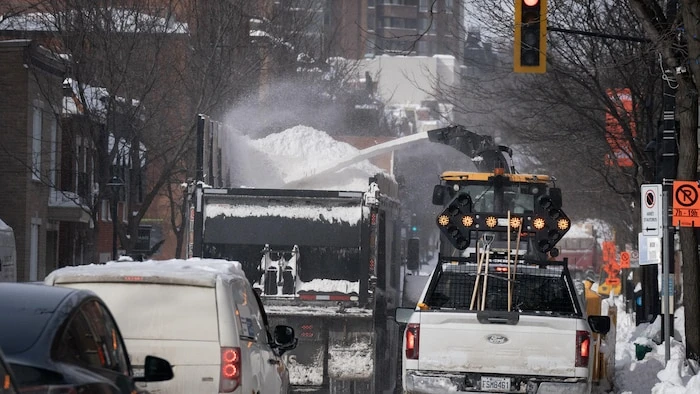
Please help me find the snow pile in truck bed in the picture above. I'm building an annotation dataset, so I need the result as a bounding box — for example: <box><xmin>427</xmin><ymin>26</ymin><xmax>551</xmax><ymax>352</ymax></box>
<box><xmin>247</xmin><ymin>125</ymin><xmax>387</xmax><ymax>191</ymax></box>
<box><xmin>204</xmin><ymin>203</ymin><xmax>362</xmax><ymax>224</ymax></box>
<box><xmin>296</xmin><ymin>278</ymin><xmax>359</xmax><ymax>293</ymax></box>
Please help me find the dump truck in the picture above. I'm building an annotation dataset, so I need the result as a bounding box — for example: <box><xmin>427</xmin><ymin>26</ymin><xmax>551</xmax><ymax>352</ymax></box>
<box><xmin>190</xmin><ymin>173</ymin><xmax>404</xmax><ymax>393</ymax></box>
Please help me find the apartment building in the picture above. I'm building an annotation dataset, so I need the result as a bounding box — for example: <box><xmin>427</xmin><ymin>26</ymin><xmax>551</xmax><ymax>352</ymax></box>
<box><xmin>367</xmin><ymin>0</ymin><xmax>464</xmax><ymax>60</ymax></box>
<box><xmin>270</xmin><ymin>0</ymin><xmax>464</xmax><ymax>61</ymax></box>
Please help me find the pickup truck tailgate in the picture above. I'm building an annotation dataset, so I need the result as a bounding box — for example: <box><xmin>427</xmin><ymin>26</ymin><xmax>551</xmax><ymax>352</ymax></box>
<box><xmin>415</xmin><ymin>311</ymin><xmax>580</xmax><ymax>376</ymax></box>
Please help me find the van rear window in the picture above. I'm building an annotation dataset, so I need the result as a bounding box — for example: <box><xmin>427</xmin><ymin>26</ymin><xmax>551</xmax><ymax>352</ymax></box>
<box><xmin>64</xmin><ymin>283</ymin><xmax>218</xmax><ymax>341</ymax></box>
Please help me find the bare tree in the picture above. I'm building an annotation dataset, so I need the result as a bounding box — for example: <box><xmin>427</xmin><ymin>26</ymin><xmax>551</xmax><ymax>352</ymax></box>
<box><xmin>628</xmin><ymin>0</ymin><xmax>700</xmax><ymax>361</ymax></box>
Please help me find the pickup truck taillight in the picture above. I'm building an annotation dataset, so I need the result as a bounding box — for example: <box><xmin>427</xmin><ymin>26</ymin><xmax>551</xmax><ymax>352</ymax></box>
<box><xmin>405</xmin><ymin>323</ymin><xmax>420</xmax><ymax>359</ymax></box>
<box><xmin>576</xmin><ymin>330</ymin><xmax>591</xmax><ymax>367</ymax></box>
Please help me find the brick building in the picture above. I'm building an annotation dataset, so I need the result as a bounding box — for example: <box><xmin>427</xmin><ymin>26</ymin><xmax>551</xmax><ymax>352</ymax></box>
<box><xmin>0</xmin><ymin>39</ymin><xmax>80</xmax><ymax>281</ymax></box>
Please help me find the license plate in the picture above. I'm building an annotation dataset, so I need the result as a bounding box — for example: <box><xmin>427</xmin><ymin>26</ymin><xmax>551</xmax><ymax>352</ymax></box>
<box><xmin>481</xmin><ymin>376</ymin><xmax>511</xmax><ymax>391</ymax></box>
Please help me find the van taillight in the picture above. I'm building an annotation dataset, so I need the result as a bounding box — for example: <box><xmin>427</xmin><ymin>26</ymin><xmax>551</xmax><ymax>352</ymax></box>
<box><xmin>219</xmin><ymin>347</ymin><xmax>241</xmax><ymax>392</ymax></box>
<box><xmin>576</xmin><ymin>330</ymin><xmax>590</xmax><ymax>367</ymax></box>
<box><xmin>405</xmin><ymin>323</ymin><xmax>420</xmax><ymax>360</ymax></box>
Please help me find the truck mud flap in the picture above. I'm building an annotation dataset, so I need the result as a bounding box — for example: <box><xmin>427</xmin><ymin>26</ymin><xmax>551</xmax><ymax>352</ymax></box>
<box><xmin>271</xmin><ymin>316</ymin><xmax>327</xmax><ymax>387</ymax></box>
<box><xmin>328</xmin><ymin>327</ymin><xmax>374</xmax><ymax>380</ymax></box>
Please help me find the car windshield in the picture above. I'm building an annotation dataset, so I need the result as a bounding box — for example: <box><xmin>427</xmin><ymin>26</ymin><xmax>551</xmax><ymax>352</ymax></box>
<box><xmin>466</xmin><ymin>184</ymin><xmax>538</xmax><ymax>214</ymax></box>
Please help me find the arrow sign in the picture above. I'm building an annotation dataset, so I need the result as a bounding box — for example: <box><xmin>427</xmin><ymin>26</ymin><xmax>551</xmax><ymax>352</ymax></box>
<box><xmin>641</xmin><ymin>184</ymin><xmax>663</xmax><ymax>237</ymax></box>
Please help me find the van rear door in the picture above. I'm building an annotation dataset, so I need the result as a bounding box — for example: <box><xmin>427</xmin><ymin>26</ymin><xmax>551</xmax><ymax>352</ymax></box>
<box><xmin>64</xmin><ymin>282</ymin><xmax>221</xmax><ymax>393</ymax></box>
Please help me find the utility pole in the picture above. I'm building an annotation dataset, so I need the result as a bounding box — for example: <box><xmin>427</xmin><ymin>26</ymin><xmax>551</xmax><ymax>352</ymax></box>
<box><xmin>660</xmin><ymin>1</ymin><xmax>680</xmax><ymax>355</ymax></box>
<box><xmin>192</xmin><ymin>114</ymin><xmax>206</xmax><ymax>258</ymax></box>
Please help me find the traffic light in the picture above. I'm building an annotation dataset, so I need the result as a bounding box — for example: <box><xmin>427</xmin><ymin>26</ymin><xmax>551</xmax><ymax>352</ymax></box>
<box><xmin>436</xmin><ymin>192</ymin><xmax>473</xmax><ymax>250</ymax></box>
<box><xmin>514</xmin><ymin>0</ymin><xmax>547</xmax><ymax>73</ymax></box>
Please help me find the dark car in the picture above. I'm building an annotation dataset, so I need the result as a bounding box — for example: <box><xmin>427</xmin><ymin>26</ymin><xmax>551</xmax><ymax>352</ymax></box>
<box><xmin>0</xmin><ymin>283</ymin><xmax>174</xmax><ymax>393</ymax></box>
<box><xmin>0</xmin><ymin>347</ymin><xmax>20</xmax><ymax>394</ymax></box>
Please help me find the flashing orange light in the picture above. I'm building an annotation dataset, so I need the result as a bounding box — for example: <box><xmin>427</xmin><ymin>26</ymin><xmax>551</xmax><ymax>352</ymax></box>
<box><xmin>486</xmin><ymin>216</ymin><xmax>498</xmax><ymax>228</ymax></box>
<box><xmin>557</xmin><ymin>218</ymin><xmax>570</xmax><ymax>230</ymax></box>
<box><xmin>494</xmin><ymin>167</ymin><xmax>505</xmax><ymax>175</ymax></box>
<box><xmin>462</xmin><ymin>215</ymin><xmax>474</xmax><ymax>227</ymax></box>
<box><xmin>438</xmin><ymin>214</ymin><xmax>450</xmax><ymax>226</ymax></box>
<box><xmin>510</xmin><ymin>217</ymin><xmax>522</xmax><ymax>229</ymax></box>
<box><xmin>533</xmin><ymin>217</ymin><xmax>546</xmax><ymax>230</ymax></box>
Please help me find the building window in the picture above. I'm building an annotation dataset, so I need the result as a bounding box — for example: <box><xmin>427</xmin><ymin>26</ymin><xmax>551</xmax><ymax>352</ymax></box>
<box><xmin>417</xmin><ymin>40</ymin><xmax>428</xmax><ymax>55</ymax></box>
<box><xmin>49</xmin><ymin>117</ymin><xmax>57</xmax><ymax>187</ymax></box>
<box><xmin>101</xmin><ymin>199</ymin><xmax>109</xmax><ymax>222</ymax></box>
<box><xmin>32</xmin><ymin>106</ymin><xmax>42</xmax><ymax>181</ymax></box>
<box><xmin>419</xmin><ymin>18</ymin><xmax>430</xmax><ymax>32</ymax></box>
<box><xmin>419</xmin><ymin>0</ymin><xmax>431</xmax><ymax>12</ymax></box>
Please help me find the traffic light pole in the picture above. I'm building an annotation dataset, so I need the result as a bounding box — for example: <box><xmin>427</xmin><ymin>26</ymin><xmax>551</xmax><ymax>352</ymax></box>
<box><xmin>547</xmin><ymin>26</ymin><xmax>649</xmax><ymax>43</ymax></box>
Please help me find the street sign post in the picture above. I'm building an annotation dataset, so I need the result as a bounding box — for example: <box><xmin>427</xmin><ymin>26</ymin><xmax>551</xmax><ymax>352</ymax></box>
<box><xmin>638</xmin><ymin>232</ymin><xmax>661</xmax><ymax>265</ymax></box>
<box><xmin>672</xmin><ymin>181</ymin><xmax>700</xmax><ymax>227</ymax></box>
<box><xmin>641</xmin><ymin>184</ymin><xmax>663</xmax><ymax>237</ymax></box>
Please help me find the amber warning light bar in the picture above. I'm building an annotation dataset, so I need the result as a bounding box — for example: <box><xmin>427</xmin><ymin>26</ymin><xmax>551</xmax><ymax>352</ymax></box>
<box><xmin>436</xmin><ymin>191</ymin><xmax>570</xmax><ymax>252</ymax></box>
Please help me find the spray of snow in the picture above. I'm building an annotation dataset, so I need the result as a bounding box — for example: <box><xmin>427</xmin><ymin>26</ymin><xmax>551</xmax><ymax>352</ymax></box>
<box><xmin>243</xmin><ymin>125</ymin><xmax>387</xmax><ymax>190</ymax></box>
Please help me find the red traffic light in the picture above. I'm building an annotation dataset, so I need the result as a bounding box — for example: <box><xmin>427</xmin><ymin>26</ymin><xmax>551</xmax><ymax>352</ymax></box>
<box><xmin>524</xmin><ymin>0</ymin><xmax>539</xmax><ymax>6</ymax></box>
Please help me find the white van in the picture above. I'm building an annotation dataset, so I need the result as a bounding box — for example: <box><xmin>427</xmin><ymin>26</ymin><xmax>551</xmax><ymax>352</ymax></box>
<box><xmin>44</xmin><ymin>258</ymin><xmax>297</xmax><ymax>394</ymax></box>
<box><xmin>0</xmin><ymin>219</ymin><xmax>16</xmax><ymax>282</ymax></box>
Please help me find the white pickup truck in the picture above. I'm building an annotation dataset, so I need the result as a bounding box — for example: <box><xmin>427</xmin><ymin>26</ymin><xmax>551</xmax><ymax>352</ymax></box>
<box><xmin>395</xmin><ymin>257</ymin><xmax>611</xmax><ymax>394</ymax></box>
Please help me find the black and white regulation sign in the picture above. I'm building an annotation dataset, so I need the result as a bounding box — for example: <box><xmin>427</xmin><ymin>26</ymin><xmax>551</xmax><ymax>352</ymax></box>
<box><xmin>641</xmin><ymin>184</ymin><xmax>663</xmax><ymax>237</ymax></box>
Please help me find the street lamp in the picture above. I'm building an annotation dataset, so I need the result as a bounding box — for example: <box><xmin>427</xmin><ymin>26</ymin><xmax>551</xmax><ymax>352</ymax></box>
<box><xmin>107</xmin><ymin>176</ymin><xmax>124</xmax><ymax>260</ymax></box>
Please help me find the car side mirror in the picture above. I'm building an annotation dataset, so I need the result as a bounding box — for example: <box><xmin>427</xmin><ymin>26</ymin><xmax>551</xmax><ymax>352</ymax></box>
<box><xmin>549</xmin><ymin>188</ymin><xmax>562</xmax><ymax>209</ymax></box>
<box><xmin>274</xmin><ymin>325</ymin><xmax>298</xmax><ymax>355</ymax></box>
<box><xmin>134</xmin><ymin>355</ymin><xmax>174</xmax><ymax>382</ymax></box>
<box><xmin>432</xmin><ymin>185</ymin><xmax>448</xmax><ymax>205</ymax></box>
<box><xmin>588</xmin><ymin>315</ymin><xmax>611</xmax><ymax>335</ymax></box>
